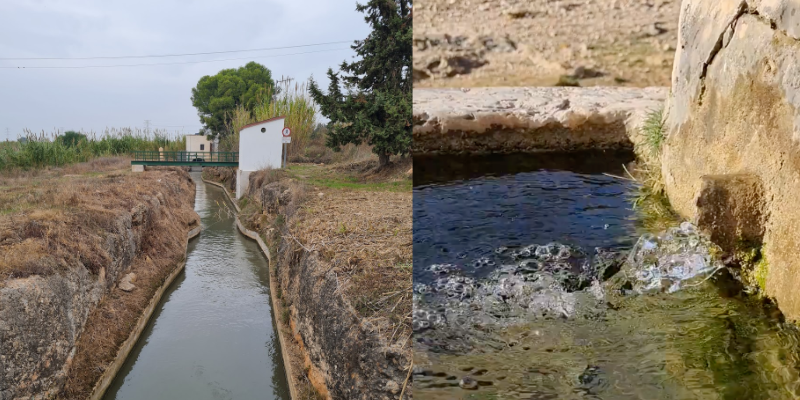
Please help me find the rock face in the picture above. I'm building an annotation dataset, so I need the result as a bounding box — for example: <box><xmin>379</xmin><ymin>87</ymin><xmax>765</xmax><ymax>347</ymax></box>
<box><xmin>661</xmin><ymin>0</ymin><xmax>800</xmax><ymax>319</ymax></box>
<box><xmin>278</xmin><ymin>247</ymin><xmax>410</xmax><ymax>400</ymax></box>
<box><xmin>694</xmin><ymin>174</ymin><xmax>766</xmax><ymax>253</ymax></box>
<box><xmin>244</xmin><ymin>179</ymin><xmax>411</xmax><ymax>400</ymax></box>
<box><xmin>413</xmin><ymin>87</ymin><xmax>667</xmax><ymax>154</ymax></box>
<box><xmin>0</xmin><ymin>268</ymin><xmax>106</xmax><ymax>399</ymax></box>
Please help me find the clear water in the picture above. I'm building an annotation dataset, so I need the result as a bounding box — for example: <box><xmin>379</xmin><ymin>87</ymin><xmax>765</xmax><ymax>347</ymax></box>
<box><xmin>413</xmin><ymin>152</ymin><xmax>638</xmax><ymax>284</ymax></box>
<box><xmin>103</xmin><ymin>173</ymin><xmax>290</xmax><ymax>400</ymax></box>
<box><xmin>412</xmin><ymin>153</ymin><xmax>800</xmax><ymax>400</ymax></box>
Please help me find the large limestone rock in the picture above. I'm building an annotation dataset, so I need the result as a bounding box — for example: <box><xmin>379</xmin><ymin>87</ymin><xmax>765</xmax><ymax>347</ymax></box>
<box><xmin>662</xmin><ymin>0</ymin><xmax>800</xmax><ymax>318</ymax></box>
<box><xmin>413</xmin><ymin>87</ymin><xmax>667</xmax><ymax>154</ymax></box>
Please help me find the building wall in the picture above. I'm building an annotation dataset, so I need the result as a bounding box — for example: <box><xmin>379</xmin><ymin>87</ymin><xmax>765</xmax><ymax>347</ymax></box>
<box><xmin>236</xmin><ymin>117</ymin><xmax>285</xmax><ymax>199</ymax></box>
<box><xmin>185</xmin><ymin>135</ymin><xmax>211</xmax><ymax>152</ymax></box>
<box><xmin>239</xmin><ymin>118</ymin><xmax>284</xmax><ymax>171</ymax></box>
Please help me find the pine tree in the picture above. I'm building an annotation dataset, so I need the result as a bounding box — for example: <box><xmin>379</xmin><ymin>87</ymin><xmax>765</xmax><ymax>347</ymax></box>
<box><xmin>308</xmin><ymin>0</ymin><xmax>412</xmax><ymax>167</ymax></box>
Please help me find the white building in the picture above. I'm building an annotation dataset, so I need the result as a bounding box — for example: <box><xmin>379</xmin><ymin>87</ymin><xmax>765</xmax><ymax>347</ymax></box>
<box><xmin>185</xmin><ymin>133</ymin><xmax>213</xmax><ymax>152</ymax></box>
<box><xmin>236</xmin><ymin>116</ymin><xmax>286</xmax><ymax>199</ymax></box>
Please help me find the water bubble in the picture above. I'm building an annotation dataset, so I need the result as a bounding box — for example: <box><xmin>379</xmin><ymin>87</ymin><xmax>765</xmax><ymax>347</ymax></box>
<box><xmin>472</xmin><ymin>257</ymin><xmax>496</xmax><ymax>269</ymax></box>
<box><xmin>414</xmin><ymin>283</ymin><xmax>432</xmax><ymax>295</ymax></box>
<box><xmin>428</xmin><ymin>263</ymin><xmax>460</xmax><ymax>275</ymax></box>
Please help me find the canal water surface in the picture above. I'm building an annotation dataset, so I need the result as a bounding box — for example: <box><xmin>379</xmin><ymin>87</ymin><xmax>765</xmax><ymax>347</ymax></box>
<box><xmin>104</xmin><ymin>173</ymin><xmax>290</xmax><ymax>400</ymax></box>
<box><xmin>413</xmin><ymin>153</ymin><xmax>800</xmax><ymax>399</ymax></box>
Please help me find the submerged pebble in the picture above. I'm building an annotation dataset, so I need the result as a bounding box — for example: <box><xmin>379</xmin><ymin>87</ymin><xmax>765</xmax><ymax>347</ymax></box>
<box><xmin>459</xmin><ymin>376</ymin><xmax>478</xmax><ymax>390</ymax></box>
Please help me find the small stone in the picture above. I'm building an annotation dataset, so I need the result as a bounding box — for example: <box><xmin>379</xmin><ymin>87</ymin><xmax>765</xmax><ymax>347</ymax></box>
<box><xmin>644</xmin><ymin>22</ymin><xmax>667</xmax><ymax>37</ymax></box>
<box><xmin>318</xmin><ymin>192</ymin><xmax>324</xmax><ymax>197</ymax></box>
<box><xmin>385</xmin><ymin>380</ymin><xmax>400</xmax><ymax>394</ymax></box>
<box><xmin>119</xmin><ymin>273</ymin><xmax>136</xmax><ymax>292</ymax></box>
<box><xmin>569</xmin><ymin>66</ymin><xmax>604</xmax><ymax>79</ymax></box>
<box><xmin>459</xmin><ymin>376</ymin><xmax>478</xmax><ymax>390</ymax></box>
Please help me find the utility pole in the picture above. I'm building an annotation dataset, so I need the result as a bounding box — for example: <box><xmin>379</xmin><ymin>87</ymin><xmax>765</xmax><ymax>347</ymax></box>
<box><xmin>144</xmin><ymin>120</ymin><xmax>151</xmax><ymax>136</ymax></box>
<box><xmin>276</xmin><ymin>76</ymin><xmax>293</xmax><ymax>86</ymax></box>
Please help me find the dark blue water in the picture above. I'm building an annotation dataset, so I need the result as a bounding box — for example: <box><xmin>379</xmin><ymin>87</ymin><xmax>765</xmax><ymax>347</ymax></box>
<box><xmin>413</xmin><ymin>151</ymin><xmax>638</xmax><ymax>283</ymax></box>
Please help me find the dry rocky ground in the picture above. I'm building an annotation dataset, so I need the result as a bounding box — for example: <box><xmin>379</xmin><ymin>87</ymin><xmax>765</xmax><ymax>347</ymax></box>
<box><xmin>414</xmin><ymin>0</ymin><xmax>680</xmax><ymax>87</ymax></box>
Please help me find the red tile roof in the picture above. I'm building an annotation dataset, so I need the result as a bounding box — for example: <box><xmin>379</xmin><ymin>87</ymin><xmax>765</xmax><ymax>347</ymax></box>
<box><xmin>240</xmin><ymin>116</ymin><xmax>286</xmax><ymax>130</ymax></box>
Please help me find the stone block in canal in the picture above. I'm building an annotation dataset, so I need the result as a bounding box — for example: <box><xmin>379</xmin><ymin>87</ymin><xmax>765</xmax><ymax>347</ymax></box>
<box><xmin>661</xmin><ymin>0</ymin><xmax>800</xmax><ymax>319</ymax></box>
<box><xmin>412</xmin><ymin>86</ymin><xmax>667</xmax><ymax>155</ymax></box>
<box><xmin>695</xmin><ymin>174</ymin><xmax>766</xmax><ymax>253</ymax></box>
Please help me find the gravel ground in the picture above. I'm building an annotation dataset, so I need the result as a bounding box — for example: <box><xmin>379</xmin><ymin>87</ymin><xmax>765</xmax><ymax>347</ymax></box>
<box><xmin>413</xmin><ymin>0</ymin><xmax>680</xmax><ymax>88</ymax></box>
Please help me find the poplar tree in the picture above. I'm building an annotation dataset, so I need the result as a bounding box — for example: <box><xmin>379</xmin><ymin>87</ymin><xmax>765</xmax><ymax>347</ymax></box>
<box><xmin>308</xmin><ymin>0</ymin><xmax>412</xmax><ymax>167</ymax></box>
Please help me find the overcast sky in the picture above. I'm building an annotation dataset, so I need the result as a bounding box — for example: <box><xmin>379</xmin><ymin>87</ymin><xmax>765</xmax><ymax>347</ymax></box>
<box><xmin>0</xmin><ymin>0</ymin><xmax>370</xmax><ymax>140</ymax></box>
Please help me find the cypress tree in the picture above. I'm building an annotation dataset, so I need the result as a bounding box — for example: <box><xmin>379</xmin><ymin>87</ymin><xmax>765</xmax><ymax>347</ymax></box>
<box><xmin>309</xmin><ymin>0</ymin><xmax>412</xmax><ymax>167</ymax></box>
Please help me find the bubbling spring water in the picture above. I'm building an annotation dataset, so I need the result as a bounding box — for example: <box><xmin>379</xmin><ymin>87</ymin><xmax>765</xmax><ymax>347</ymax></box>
<box><xmin>413</xmin><ymin>156</ymin><xmax>800</xmax><ymax>399</ymax></box>
<box><xmin>414</xmin><ymin>224</ymin><xmax>800</xmax><ymax>399</ymax></box>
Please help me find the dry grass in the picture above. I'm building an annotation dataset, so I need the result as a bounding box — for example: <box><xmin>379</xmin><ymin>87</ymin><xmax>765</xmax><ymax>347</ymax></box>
<box><xmin>0</xmin><ymin>156</ymin><xmax>198</xmax><ymax>399</ymax></box>
<box><xmin>291</xmin><ymin>180</ymin><xmax>412</xmax><ymax>348</ymax></box>
<box><xmin>0</xmin><ymin>158</ymin><xmax>196</xmax><ymax>280</ymax></box>
<box><xmin>286</xmin><ymin>157</ymin><xmax>412</xmax><ymax>193</ymax></box>
<box><xmin>290</xmin><ymin>137</ymin><xmax>375</xmax><ymax>165</ymax></box>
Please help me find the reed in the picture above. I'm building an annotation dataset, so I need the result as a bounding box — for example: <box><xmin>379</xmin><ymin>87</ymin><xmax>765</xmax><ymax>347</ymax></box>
<box><xmin>220</xmin><ymin>79</ymin><xmax>317</xmax><ymax>158</ymax></box>
<box><xmin>254</xmin><ymin>81</ymin><xmax>316</xmax><ymax>157</ymax></box>
<box><xmin>0</xmin><ymin>128</ymin><xmax>185</xmax><ymax>171</ymax></box>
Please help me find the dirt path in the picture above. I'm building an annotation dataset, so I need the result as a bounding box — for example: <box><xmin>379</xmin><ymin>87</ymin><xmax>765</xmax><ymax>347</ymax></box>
<box><xmin>414</xmin><ymin>0</ymin><xmax>680</xmax><ymax>88</ymax></box>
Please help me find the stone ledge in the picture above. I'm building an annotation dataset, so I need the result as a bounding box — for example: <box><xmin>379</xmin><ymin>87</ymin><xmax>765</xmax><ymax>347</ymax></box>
<box><xmin>413</xmin><ymin>86</ymin><xmax>667</xmax><ymax>154</ymax></box>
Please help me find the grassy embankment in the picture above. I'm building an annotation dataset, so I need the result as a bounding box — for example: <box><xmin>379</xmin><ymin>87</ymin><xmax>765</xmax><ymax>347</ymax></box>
<box><xmin>283</xmin><ymin>158</ymin><xmax>412</xmax><ymax>328</ymax></box>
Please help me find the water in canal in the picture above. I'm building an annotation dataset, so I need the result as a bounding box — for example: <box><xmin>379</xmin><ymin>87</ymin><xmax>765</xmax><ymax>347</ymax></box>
<box><xmin>413</xmin><ymin>152</ymin><xmax>800</xmax><ymax>399</ymax></box>
<box><xmin>104</xmin><ymin>173</ymin><xmax>290</xmax><ymax>400</ymax></box>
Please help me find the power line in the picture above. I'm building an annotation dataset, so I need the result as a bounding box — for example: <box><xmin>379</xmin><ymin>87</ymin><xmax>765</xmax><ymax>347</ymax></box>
<box><xmin>0</xmin><ymin>40</ymin><xmax>354</xmax><ymax>61</ymax></box>
<box><xmin>0</xmin><ymin>48</ymin><xmax>351</xmax><ymax>69</ymax></box>
<box><xmin>151</xmin><ymin>125</ymin><xmax>202</xmax><ymax>128</ymax></box>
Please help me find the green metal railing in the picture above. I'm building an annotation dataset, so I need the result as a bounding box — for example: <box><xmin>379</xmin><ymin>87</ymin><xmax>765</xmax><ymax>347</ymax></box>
<box><xmin>131</xmin><ymin>151</ymin><xmax>239</xmax><ymax>166</ymax></box>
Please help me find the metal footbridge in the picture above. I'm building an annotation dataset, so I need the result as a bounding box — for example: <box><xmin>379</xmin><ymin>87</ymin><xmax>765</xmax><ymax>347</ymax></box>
<box><xmin>131</xmin><ymin>151</ymin><xmax>239</xmax><ymax>167</ymax></box>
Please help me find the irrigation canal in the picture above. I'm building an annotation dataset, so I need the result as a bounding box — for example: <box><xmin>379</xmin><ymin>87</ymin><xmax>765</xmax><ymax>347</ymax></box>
<box><xmin>103</xmin><ymin>173</ymin><xmax>290</xmax><ymax>400</ymax></box>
